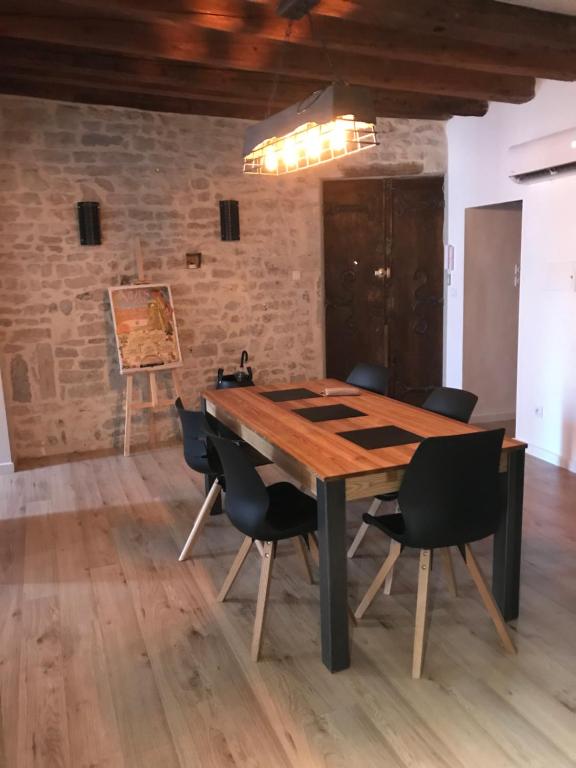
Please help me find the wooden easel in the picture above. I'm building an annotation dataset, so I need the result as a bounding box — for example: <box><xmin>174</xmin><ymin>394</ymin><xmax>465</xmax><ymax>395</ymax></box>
<box><xmin>123</xmin><ymin>238</ymin><xmax>182</xmax><ymax>457</ymax></box>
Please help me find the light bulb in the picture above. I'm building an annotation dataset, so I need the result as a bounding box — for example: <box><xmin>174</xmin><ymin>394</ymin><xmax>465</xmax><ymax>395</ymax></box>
<box><xmin>282</xmin><ymin>138</ymin><xmax>298</xmax><ymax>167</ymax></box>
<box><xmin>329</xmin><ymin>120</ymin><xmax>348</xmax><ymax>152</ymax></box>
<box><xmin>264</xmin><ymin>148</ymin><xmax>278</xmax><ymax>173</ymax></box>
<box><xmin>303</xmin><ymin>128</ymin><xmax>322</xmax><ymax>160</ymax></box>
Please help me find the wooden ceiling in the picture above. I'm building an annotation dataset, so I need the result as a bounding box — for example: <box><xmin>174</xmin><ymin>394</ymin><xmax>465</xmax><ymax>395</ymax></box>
<box><xmin>1</xmin><ymin>0</ymin><xmax>576</xmax><ymax>121</ymax></box>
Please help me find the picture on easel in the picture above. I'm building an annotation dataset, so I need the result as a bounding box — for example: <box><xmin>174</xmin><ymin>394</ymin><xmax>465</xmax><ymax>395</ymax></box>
<box><xmin>108</xmin><ymin>283</ymin><xmax>182</xmax><ymax>374</ymax></box>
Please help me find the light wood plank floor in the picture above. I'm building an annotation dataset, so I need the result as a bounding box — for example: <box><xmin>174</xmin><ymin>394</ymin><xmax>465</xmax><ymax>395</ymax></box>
<box><xmin>1</xmin><ymin>447</ymin><xmax>575</xmax><ymax>768</ymax></box>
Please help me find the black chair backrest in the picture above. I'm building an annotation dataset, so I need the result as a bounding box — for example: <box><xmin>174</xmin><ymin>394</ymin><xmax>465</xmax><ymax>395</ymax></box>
<box><xmin>175</xmin><ymin>398</ymin><xmax>220</xmax><ymax>476</ymax></box>
<box><xmin>422</xmin><ymin>387</ymin><xmax>478</xmax><ymax>423</ymax></box>
<box><xmin>398</xmin><ymin>429</ymin><xmax>505</xmax><ymax>549</ymax></box>
<box><xmin>346</xmin><ymin>363</ymin><xmax>389</xmax><ymax>396</ymax></box>
<box><xmin>210</xmin><ymin>437</ymin><xmax>270</xmax><ymax>540</ymax></box>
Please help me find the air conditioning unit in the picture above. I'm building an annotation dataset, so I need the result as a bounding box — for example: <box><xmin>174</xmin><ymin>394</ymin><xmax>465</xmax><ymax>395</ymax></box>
<box><xmin>508</xmin><ymin>127</ymin><xmax>576</xmax><ymax>183</ymax></box>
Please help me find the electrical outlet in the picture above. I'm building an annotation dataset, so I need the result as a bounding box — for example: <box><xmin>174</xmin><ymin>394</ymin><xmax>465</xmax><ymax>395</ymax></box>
<box><xmin>534</xmin><ymin>406</ymin><xmax>544</xmax><ymax>419</ymax></box>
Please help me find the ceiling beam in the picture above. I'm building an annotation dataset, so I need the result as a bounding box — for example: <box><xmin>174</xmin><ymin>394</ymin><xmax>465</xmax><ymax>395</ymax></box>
<box><xmin>45</xmin><ymin>0</ymin><xmax>576</xmax><ymax>46</ymax></box>
<box><xmin>0</xmin><ymin>76</ymin><xmax>267</xmax><ymax>118</ymax></box>
<box><xmin>0</xmin><ymin>17</ymin><xmax>535</xmax><ymax>103</ymax></box>
<box><xmin>315</xmin><ymin>0</ymin><xmax>576</xmax><ymax>49</ymax></box>
<box><xmin>47</xmin><ymin>0</ymin><xmax>576</xmax><ymax>81</ymax></box>
<box><xmin>0</xmin><ymin>40</ymin><xmax>489</xmax><ymax>118</ymax></box>
<box><xmin>0</xmin><ymin>68</ymin><xmax>488</xmax><ymax>120</ymax></box>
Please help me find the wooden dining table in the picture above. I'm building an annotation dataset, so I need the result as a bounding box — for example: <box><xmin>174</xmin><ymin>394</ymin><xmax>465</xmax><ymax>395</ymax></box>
<box><xmin>202</xmin><ymin>378</ymin><xmax>527</xmax><ymax>673</ymax></box>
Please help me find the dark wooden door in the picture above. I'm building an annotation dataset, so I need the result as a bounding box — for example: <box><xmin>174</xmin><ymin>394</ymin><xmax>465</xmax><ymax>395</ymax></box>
<box><xmin>323</xmin><ymin>176</ymin><xmax>444</xmax><ymax>404</ymax></box>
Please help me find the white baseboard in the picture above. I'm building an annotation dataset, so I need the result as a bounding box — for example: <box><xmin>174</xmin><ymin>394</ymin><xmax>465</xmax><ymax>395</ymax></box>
<box><xmin>527</xmin><ymin>444</ymin><xmax>576</xmax><ymax>474</ymax></box>
<box><xmin>0</xmin><ymin>460</ymin><xmax>14</xmax><ymax>475</ymax></box>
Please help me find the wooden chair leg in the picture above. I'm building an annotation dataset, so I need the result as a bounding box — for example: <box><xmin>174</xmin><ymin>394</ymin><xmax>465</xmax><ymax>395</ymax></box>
<box><xmin>462</xmin><ymin>544</ymin><xmax>516</xmax><ymax>655</ymax></box>
<box><xmin>308</xmin><ymin>532</ymin><xmax>319</xmax><ymax>566</ymax></box>
<box><xmin>293</xmin><ymin>536</ymin><xmax>313</xmax><ymax>584</ymax></box>
<box><xmin>383</xmin><ymin>538</ymin><xmax>396</xmax><ymax>595</ymax></box>
<box><xmin>347</xmin><ymin>522</ymin><xmax>369</xmax><ymax>559</ymax></box>
<box><xmin>412</xmin><ymin>549</ymin><xmax>432</xmax><ymax>679</ymax></box>
<box><xmin>255</xmin><ymin>541</ymin><xmax>265</xmax><ymax>557</ymax></box>
<box><xmin>251</xmin><ymin>541</ymin><xmax>275</xmax><ymax>662</ymax></box>
<box><xmin>178</xmin><ymin>479</ymin><xmax>222</xmax><ymax>561</ymax></box>
<box><xmin>217</xmin><ymin>536</ymin><xmax>253</xmax><ymax>602</ymax></box>
<box><xmin>355</xmin><ymin>540</ymin><xmax>403</xmax><ymax>620</ymax></box>
<box><xmin>441</xmin><ymin>548</ymin><xmax>458</xmax><ymax>598</ymax></box>
<box><xmin>347</xmin><ymin>498</ymin><xmax>382</xmax><ymax>558</ymax></box>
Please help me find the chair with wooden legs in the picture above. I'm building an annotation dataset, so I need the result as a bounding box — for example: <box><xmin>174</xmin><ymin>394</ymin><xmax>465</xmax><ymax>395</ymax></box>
<box><xmin>354</xmin><ymin>429</ymin><xmax>516</xmax><ymax>679</ymax></box>
<box><xmin>347</xmin><ymin>386</ymin><xmax>480</xmax><ymax>589</ymax></box>
<box><xmin>175</xmin><ymin>398</ymin><xmax>269</xmax><ymax>562</ymax></box>
<box><xmin>210</xmin><ymin>436</ymin><xmax>318</xmax><ymax>661</ymax></box>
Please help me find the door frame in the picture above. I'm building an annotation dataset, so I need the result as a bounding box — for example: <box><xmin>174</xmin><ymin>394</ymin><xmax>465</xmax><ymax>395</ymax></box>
<box><xmin>462</xmin><ymin>200</ymin><xmax>523</xmax><ymax>427</ymax></box>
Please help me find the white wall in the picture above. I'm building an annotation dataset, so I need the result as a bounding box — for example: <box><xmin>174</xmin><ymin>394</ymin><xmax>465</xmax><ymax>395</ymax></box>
<box><xmin>446</xmin><ymin>79</ymin><xmax>576</xmax><ymax>471</ymax></box>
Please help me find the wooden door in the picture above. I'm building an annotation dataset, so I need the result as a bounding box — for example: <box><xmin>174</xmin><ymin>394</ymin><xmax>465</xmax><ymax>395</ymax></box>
<box><xmin>323</xmin><ymin>179</ymin><xmax>387</xmax><ymax>382</ymax></box>
<box><xmin>323</xmin><ymin>176</ymin><xmax>444</xmax><ymax>404</ymax></box>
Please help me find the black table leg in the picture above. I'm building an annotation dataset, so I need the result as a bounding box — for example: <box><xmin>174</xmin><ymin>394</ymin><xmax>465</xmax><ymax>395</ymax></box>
<box><xmin>316</xmin><ymin>477</ymin><xmax>350</xmax><ymax>672</ymax></box>
<box><xmin>200</xmin><ymin>396</ymin><xmax>223</xmax><ymax>516</ymax></box>
<box><xmin>493</xmin><ymin>448</ymin><xmax>526</xmax><ymax>621</ymax></box>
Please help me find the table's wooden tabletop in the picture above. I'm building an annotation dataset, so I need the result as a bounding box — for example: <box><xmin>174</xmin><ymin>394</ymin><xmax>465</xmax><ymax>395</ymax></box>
<box><xmin>204</xmin><ymin>379</ymin><xmax>526</xmax><ymax>483</ymax></box>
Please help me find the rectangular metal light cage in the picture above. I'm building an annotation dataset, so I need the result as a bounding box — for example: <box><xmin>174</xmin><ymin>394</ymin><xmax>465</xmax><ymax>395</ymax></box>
<box><xmin>243</xmin><ymin>83</ymin><xmax>377</xmax><ymax>175</ymax></box>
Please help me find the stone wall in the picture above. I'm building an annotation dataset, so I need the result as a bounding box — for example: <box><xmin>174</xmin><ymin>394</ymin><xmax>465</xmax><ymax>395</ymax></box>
<box><xmin>0</xmin><ymin>95</ymin><xmax>446</xmax><ymax>462</ymax></box>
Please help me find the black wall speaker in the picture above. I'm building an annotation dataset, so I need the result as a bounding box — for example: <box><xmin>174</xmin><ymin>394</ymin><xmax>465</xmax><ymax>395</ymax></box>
<box><xmin>219</xmin><ymin>200</ymin><xmax>240</xmax><ymax>241</ymax></box>
<box><xmin>77</xmin><ymin>201</ymin><xmax>102</xmax><ymax>246</ymax></box>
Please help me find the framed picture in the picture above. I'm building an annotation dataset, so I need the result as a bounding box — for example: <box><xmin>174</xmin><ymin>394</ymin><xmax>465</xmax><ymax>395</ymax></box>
<box><xmin>108</xmin><ymin>283</ymin><xmax>182</xmax><ymax>374</ymax></box>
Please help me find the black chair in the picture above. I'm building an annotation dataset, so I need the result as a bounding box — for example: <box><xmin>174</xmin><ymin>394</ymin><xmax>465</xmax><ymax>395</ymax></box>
<box><xmin>421</xmin><ymin>386</ymin><xmax>478</xmax><ymax>423</ymax></box>
<box><xmin>354</xmin><ymin>429</ymin><xmax>516</xmax><ymax>678</ymax></box>
<box><xmin>346</xmin><ymin>363</ymin><xmax>389</xmax><ymax>396</ymax></box>
<box><xmin>175</xmin><ymin>398</ymin><xmax>268</xmax><ymax>562</ymax></box>
<box><xmin>348</xmin><ymin>386</ymin><xmax>479</xmax><ymax>562</ymax></box>
<box><xmin>210</xmin><ymin>436</ymin><xmax>319</xmax><ymax>661</ymax></box>
<box><xmin>175</xmin><ymin>398</ymin><xmax>225</xmax><ymax>561</ymax></box>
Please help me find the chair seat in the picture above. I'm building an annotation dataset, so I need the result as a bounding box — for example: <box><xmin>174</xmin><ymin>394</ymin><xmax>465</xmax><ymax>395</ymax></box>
<box><xmin>364</xmin><ymin>509</ymin><xmax>498</xmax><ymax>549</ymax></box>
<box><xmin>363</xmin><ymin>511</ymin><xmax>406</xmax><ymax>541</ymax></box>
<box><xmin>376</xmin><ymin>492</ymin><xmax>399</xmax><ymax>502</ymax></box>
<box><xmin>257</xmin><ymin>482</ymin><xmax>318</xmax><ymax>542</ymax></box>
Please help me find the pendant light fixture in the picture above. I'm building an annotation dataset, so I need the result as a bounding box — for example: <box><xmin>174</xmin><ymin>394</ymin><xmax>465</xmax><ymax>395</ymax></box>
<box><xmin>242</xmin><ymin>1</ymin><xmax>377</xmax><ymax>176</ymax></box>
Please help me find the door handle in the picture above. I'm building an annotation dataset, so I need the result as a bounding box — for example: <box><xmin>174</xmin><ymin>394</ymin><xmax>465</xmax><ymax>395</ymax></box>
<box><xmin>374</xmin><ymin>266</ymin><xmax>391</xmax><ymax>279</ymax></box>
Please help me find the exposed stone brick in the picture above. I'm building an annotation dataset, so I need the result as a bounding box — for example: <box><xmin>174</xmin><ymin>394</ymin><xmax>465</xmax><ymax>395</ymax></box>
<box><xmin>10</xmin><ymin>328</ymin><xmax>51</xmax><ymax>343</ymax></box>
<box><xmin>36</xmin><ymin>342</ymin><xmax>57</xmax><ymax>400</ymax></box>
<box><xmin>59</xmin><ymin>370</ymin><xmax>102</xmax><ymax>384</ymax></box>
<box><xmin>59</xmin><ymin>299</ymin><xmax>73</xmax><ymax>315</ymax></box>
<box><xmin>11</xmin><ymin>354</ymin><xmax>31</xmax><ymax>402</ymax></box>
<box><xmin>55</xmin><ymin>346</ymin><xmax>79</xmax><ymax>358</ymax></box>
<box><xmin>81</xmin><ymin>133</ymin><xmax>125</xmax><ymax>147</ymax></box>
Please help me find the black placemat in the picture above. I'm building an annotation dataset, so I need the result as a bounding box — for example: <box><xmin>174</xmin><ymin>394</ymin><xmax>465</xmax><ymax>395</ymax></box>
<box><xmin>260</xmin><ymin>388</ymin><xmax>320</xmax><ymax>403</ymax></box>
<box><xmin>338</xmin><ymin>425</ymin><xmax>423</xmax><ymax>449</ymax></box>
<box><xmin>293</xmin><ymin>404</ymin><xmax>366</xmax><ymax>422</ymax></box>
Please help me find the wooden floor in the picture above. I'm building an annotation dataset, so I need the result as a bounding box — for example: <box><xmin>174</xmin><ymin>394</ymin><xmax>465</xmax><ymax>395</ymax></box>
<box><xmin>1</xmin><ymin>447</ymin><xmax>576</xmax><ymax>768</ymax></box>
